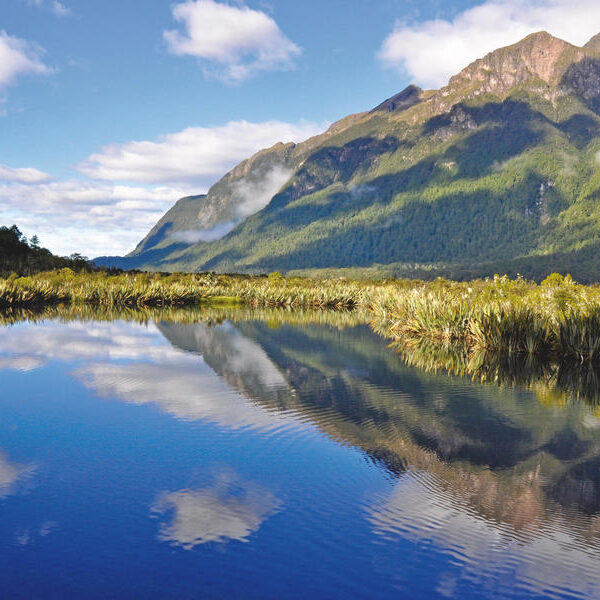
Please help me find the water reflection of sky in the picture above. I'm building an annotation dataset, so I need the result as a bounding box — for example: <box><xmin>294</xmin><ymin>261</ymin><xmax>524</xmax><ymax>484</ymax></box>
<box><xmin>0</xmin><ymin>316</ymin><xmax>600</xmax><ymax>598</ymax></box>
<box><xmin>0</xmin><ymin>320</ymin><xmax>297</xmax><ymax>431</ymax></box>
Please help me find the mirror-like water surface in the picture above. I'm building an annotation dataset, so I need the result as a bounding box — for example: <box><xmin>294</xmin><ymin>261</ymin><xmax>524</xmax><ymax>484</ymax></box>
<box><xmin>1</xmin><ymin>309</ymin><xmax>600</xmax><ymax>599</ymax></box>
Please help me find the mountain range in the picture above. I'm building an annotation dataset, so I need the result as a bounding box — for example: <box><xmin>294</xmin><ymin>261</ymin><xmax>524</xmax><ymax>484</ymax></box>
<box><xmin>97</xmin><ymin>31</ymin><xmax>600</xmax><ymax>282</ymax></box>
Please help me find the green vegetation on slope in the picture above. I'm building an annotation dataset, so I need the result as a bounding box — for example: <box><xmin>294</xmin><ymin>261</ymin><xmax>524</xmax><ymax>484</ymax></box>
<box><xmin>104</xmin><ymin>32</ymin><xmax>600</xmax><ymax>282</ymax></box>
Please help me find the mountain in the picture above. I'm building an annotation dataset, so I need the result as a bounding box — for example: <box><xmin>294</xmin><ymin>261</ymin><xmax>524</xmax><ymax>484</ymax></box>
<box><xmin>98</xmin><ymin>31</ymin><xmax>600</xmax><ymax>282</ymax></box>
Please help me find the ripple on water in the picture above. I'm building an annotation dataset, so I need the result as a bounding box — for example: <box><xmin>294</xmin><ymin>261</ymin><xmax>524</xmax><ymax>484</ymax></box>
<box><xmin>366</xmin><ymin>464</ymin><xmax>600</xmax><ymax>599</ymax></box>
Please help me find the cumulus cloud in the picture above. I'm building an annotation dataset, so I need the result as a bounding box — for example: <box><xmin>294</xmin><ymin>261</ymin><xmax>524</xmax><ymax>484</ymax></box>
<box><xmin>77</xmin><ymin>120</ymin><xmax>322</xmax><ymax>186</ymax></box>
<box><xmin>50</xmin><ymin>1</ymin><xmax>70</xmax><ymax>16</ymax></box>
<box><xmin>0</xmin><ymin>180</ymin><xmax>191</xmax><ymax>256</ymax></box>
<box><xmin>8</xmin><ymin>119</ymin><xmax>322</xmax><ymax>256</ymax></box>
<box><xmin>0</xmin><ymin>164</ymin><xmax>53</xmax><ymax>184</ymax></box>
<box><xmin>0</xmin><ymin>31</ymin><xmax>51</xmax><ymax>89</ymax></box>
<box><xmin>379</xmin><ymin>0</ymin><xmax>600</xmax><ymax>88</ymax></box>
<box><xmin>164</xmin><ymin>0</ymin><xmax>300</xmax><ymax>82</ymax></box>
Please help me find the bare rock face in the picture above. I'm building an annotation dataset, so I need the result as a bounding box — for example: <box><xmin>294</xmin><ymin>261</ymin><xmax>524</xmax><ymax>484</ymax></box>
<box><xmin>434</xmin><ymin>105</ymin><xmax>478</xmax><ymax>141</ymax></box>
<box><xmin>415</xmin><ymin>31</ymin><xmax>600</xmax><ymax>120</ymax></box>
<box><xmin>562</xmin><ymin>57</ymin><xmax>600</xmax><ymax>102</ymax></box>
<box><xmin>447</xmin><ymin>32</ymin><xmax>582</xmax><ymax>95</ymax></box>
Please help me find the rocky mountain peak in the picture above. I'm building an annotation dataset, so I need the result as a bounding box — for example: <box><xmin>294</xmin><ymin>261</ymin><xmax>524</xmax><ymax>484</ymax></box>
<box><xmin>446</xmin><ymin>31</ymin><xmax>581</xmax><ymax>95</ymax></box>
<box><xmin>371</xmin><ymin>85</ymin><xmax>424</xmax><ymax>113</ymax></box>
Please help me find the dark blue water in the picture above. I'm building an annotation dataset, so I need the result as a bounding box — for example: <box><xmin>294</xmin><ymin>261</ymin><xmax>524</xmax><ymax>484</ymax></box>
<box><xmin>0</xmin><ymin>312</ymin><xmax>599</xmax><ymax>599</ymax></box>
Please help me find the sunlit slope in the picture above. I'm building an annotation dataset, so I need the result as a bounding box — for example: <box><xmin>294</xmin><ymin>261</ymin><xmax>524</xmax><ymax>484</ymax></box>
<box><xmin>104</xmin><ymin>32</ymin><xmax>600</xmax><ymax>281</ymax></box>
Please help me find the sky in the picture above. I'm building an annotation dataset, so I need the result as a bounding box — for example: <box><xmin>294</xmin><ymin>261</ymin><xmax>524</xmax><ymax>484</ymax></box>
<box><xmin>2</xmin><ymin>0</ymin><xmax>600</xmax><ymax>257</ymax></box>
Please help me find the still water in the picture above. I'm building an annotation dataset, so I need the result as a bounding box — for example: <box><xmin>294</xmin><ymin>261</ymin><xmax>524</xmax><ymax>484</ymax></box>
<box><xmin>1</xmin><ymin>307</ymin><xmax>600</xmax><ymax>599</ymax></box>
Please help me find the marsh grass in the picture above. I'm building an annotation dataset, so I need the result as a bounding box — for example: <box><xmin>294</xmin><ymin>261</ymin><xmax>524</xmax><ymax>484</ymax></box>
<box><xmin>4</xmin><ymin>273</ymin><xmax>600</xmax><ymax>405</ymax></box>
<box><xmin>5</xmin><ymin>269</ymin><xmax>600</xmax><ymax>369</ymax></box>
<box><xmin>371</xmin><ymin>274</ymin><xmax>600</xmax><ymax>365</ymax></box>
<box><xmin>0</xmin><ymin>269</ymin><xmax>387</xmax><ymax>310</ymax></box>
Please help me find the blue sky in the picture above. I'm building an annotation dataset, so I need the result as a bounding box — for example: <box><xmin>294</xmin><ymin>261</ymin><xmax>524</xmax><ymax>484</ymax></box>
<box><xmin>1</xmin><ymin>0</ymin><xmax>599</xmax><ymax>257</ymax></box>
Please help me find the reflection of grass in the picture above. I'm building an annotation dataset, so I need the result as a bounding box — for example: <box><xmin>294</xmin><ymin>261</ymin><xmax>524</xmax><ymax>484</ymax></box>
<box><xmin>0</xmin><ymin>303</ymin><xmax>370</xmax><ymax>330</ymax></box>
<box><xmin>5</xmin><ymin>269</ymin><xmax>600</xmax><ymax>402</ymax></box>
<box><xmin>392</xmin><ymin>337</ymin><xmax>600</xmax><ymax>405</ymax></box>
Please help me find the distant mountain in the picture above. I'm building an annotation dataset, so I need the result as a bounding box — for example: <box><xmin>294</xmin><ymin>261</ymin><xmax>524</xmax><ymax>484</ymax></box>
<box><xmin>98</xmin><ymin>31</ymin><xmax>600</xmax><ymax>282</ymax></box>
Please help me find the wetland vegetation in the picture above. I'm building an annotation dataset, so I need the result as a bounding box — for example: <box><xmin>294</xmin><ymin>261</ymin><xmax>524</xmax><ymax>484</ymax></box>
<box><xmin>3</xmin><ymin>270</ymin><xmax>600</xmax><ymax>405</ymax></box>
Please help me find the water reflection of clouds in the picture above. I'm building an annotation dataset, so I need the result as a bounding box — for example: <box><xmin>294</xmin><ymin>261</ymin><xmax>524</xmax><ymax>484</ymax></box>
<box><xmin>0</xmin><ymin>356</ymin><xmax>45</xmax><ymax>372</ymax></box>
<box><xmin>0</xmin><ymin>452</ymin><xmax>35</xmax><ymax>499</ymax></box>
<box><xmin>168</xmin><ymin>321</ymin><xmax>288</xmax><ymax>390</ymax></box>
<box><xmin>78</xmin><ymin>361</ymin><xmax>295</xmax><ymax>430</ymax></box>
<box><xmin>0</xmin><ymin>320</ymin><xmax>296</xmax><ymax>431</ymax></box>
<box><xmin>367</xmin><ymin>473</ymin><xmax>600</xmax><ymax>599</ymax></box>
<box><xmin>152</xmin><ymin>472</ymin><xmax>281</xmax><ymax>548</ymax></box>
<box><xmin>0</xmin><ymin>321</ymin><xmax>183</xmax><ymax>369</ymax></box>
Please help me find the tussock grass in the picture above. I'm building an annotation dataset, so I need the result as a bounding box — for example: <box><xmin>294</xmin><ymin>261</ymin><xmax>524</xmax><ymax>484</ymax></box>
<box><xmin>4</xmin><ymin>269</ymin><xmax>600</xmax><ymax>368</ymax></box>
<box><xmin>0</xmin><ymin>269</ymin><xmax>388</xmax><ymax>310</ymax></box>
<box><xmin>370</xmin><ymin>273</ymin><xmax>600</xmax><ymax>365</ymax></box>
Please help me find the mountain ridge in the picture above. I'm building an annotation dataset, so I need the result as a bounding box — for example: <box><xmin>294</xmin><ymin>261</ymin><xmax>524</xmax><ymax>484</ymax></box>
<box><xmin>97</xmin><ymin>31</ymin><xmax>600</xmax><ymax>282</ymax></box>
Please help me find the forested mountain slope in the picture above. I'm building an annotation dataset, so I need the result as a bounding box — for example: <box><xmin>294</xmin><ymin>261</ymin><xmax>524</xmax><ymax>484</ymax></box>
<box><xmin>98</xmin><ymin>32</ymin><xmax>600</xmax><ymax>282</ymax></box>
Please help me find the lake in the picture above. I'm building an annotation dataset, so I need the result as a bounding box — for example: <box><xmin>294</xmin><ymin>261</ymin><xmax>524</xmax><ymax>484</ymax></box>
<box><xmin>0</xmin><ymin>307</ymin><xmax>599</xmax><ymax>599</ymax></box>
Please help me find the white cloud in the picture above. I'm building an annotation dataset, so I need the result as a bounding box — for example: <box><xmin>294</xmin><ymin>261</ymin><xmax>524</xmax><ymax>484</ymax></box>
<box><xmin>231</xmin><ymin>164</ymin><xmax>292</xmax><ymax>217</ymax></box>
<box><xmin>51</xmin><ymin>1</ymin><xmax>70</xmax><ymax>16</ymax></box>
<box><xmin>77</xmin><ymin>120</ymin><xmax>322</xmax><ymax>185</ymax></box>
<box><xmin>0</xmin><ymin>451</ymin><xmax>35</xmax><ymax>498</ymax></box>
<box><xmin>0</xmin><ymin>164</ymin><xmax>53</xmax><ymax>184</ymax></box>
<box><xmin>170</xmin><ymin>165</ymin><xmax>294</xmax><ymax>242</ymax></box>
<box><xmin>164</xmin><ymin>0</ymin><xmax>300</xmax><ymax>82</ymax></box>
<box><xmin>0</xmin><ymin>31</ymin><xmax>51</xmax><ymax>89</ymax></box>
<box><xmin>6</xmin><ymin>119</ymin><xmax>322</xmax><ymax>257</ymax></box>
<box><xmin>379</xmin><ymin>0</ymin><xmax>600</xmax><ymax>88</ymax></box>
<box><xmin>172</xmin><ymin>222</ymin><xmax>236</xmax><ymax>243</ymax></box>
<box><xmin>1</xmin><ymin>180</ymin><xmax>192</xmax><ymax>256</ymax></box>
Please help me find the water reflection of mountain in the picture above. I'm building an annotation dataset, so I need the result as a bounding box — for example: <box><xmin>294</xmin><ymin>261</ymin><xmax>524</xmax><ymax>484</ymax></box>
<box><xmin>158</xmin><ymin>318</ymin><xmax>600</xmax><ymax>536</ymax></box>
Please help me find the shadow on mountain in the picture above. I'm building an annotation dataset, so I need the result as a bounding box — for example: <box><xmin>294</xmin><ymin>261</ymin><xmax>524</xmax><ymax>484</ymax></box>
<box><xmin>561</xmin><ymin>56</ymin><xmax>600</xmax><ymax>115</ymax></box>
<box><xmin>251</xmin><ymin>171</ymin><xmax>558</xmax><ymax>270</ymax></box>
<box><xmin>557</xmin><ymin>113</ymin><xmax>600</xmax><ymax>148</ymax></box>
<box><xmin>424</xmin><ymin>100</ymin><xmax>547</xmax><ymax>176</ymax></box>
<box><xmin>193</xmin><ymin>98</ymin><xmax>591</xmax><ymax>273</ymax></box>
<box><xmin>96</xmin><ymin>241</ymin><xmax>192</xmax><ymax>270</ymax></box>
